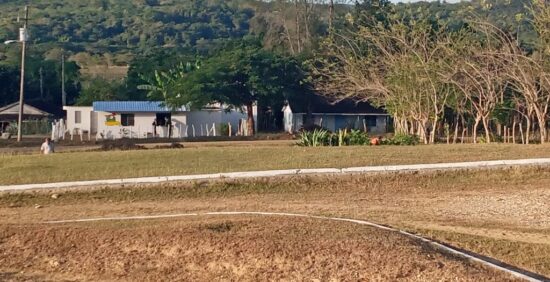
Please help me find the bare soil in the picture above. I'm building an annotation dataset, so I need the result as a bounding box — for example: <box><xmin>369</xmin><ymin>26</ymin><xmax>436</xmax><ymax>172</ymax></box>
<box><xmin>0</xmin><ymin>216</ymin><xmax>518</xmax><ymax>282</ymax></box>
<box><xmin>1</xmin><ymin>167</ymin><xmax>549</xmax><ymax>280</ymax></box>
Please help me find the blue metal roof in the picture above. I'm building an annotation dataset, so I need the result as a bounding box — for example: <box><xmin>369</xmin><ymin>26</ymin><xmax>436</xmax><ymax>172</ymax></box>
<box><xmin>92</xmin><ymin>101</ymin><xmax>188</xmax><ymax>113</ymax></box>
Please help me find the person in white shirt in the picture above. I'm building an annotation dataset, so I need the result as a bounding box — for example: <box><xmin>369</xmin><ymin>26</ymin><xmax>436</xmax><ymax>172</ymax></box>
<box><xmin>40</xmin><ymin>138</ymin><xmax>54</xmax><ymax>155</ymax></box>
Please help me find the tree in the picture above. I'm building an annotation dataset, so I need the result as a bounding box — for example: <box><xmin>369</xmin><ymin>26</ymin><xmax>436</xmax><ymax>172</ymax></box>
<box><xmin>157</xmin><ymin>39</ymin><xmax>306</xmax><ymax>135</ymax></box>
<box><xmin>0</xmin><ymin>65</ymin><xmax>20</xmax><ymax>106</ymax></box>
<box><xmin>311</xmin><ymin>15</ymin><xmax>453</xmax><ymax>144</ymax></box>
<box><xmin>445</xmin><ymin>24</ymin><xmax>510</xmax><ymax>144</ymax></box>
<box><xmin>137</xmin><ymin>61</ymin><xmax>201</xmax><ymax>104</ymax></box>
<box><xmin>76</xmin><ymin>78</ymin><xmax>126</xmax><ymax>106</ymax></box>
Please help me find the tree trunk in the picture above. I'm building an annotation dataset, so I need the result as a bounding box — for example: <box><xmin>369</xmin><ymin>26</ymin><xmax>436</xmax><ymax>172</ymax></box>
<box><xmin>246</xmin><ymin>103</ymin><xmax>255</xmax><ymax>136</ymax></box>
<box><xmin>39</xmin><ymin>67</ymin><xmax>44</xmax><ymax>99</ymax></box>
<box><xmin>503</xmin><ymin>125</ymin><xmax>508</xmax><ymax>143</ymax></box>
<box><xmin>536</xmin><ymin>116</ymin><xmax>547</xmax><ymax>144</ymax></box>
<box><xmin>519</xmin><ymin>122</ymin><xmax>525</xmax><ymax>144</ymax></box>
<box><xmin>512</xmin><ymin>119</ymin><xmax>517</xmax><ymax>144</ymax></box>
<box><xmin>429</xmin><ymin>117</ymin><xmax>438</xmax><ymax>144</ymax></box>
<box><xmin>417</xmin><ymin>120</ymin><xmax>428</xmax><ymax>144</ymax></box>
<box><xmin>473</xmin><ymin>117</ymin><xmax>481</xmax><ymax>144</ymax></box>
<box><xmin>294</xmin><ymin>0</ymin><xmax>301</xmax><ymax>53</ymax></box>
<box><xmin>453</xmin><ymin>116</ymin><xmax>459</xmax><ymax>144</ymax></box>
<box><xmin>482</xmin><ymin>117</ymin><xmax>491</xmax><ymax>143</ymax></box>
<box><xmin>525</xmin><ymin>118</ymin><xmax>531</xmax><ymax>144</ymax></box>
<box><xmin>328</xmin><ymin>0</ymin><xmax>334</xmax><ymax>30</ymax></box>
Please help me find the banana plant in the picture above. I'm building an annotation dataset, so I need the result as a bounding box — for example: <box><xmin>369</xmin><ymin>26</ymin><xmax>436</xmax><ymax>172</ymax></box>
<box><xmin>137</xmin><ymin>61</ymin><xmax>201</xmax><ymax>101</ymax></box>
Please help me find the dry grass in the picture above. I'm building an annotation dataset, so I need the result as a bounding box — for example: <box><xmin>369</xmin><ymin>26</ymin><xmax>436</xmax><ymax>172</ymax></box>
<box><xmin>1</xmin><ymin>167</ymin><xmax>549</xmax><ymax>278</ymax></box>
<box><xmin>419</xmin><ymin>229</ymin><xmax>550</xmax><ymax>278</ymax></box>
<box><xmin>0</xmin><ymin>216</ymin><xmax>519</xmax><ymax>281</ymax></box>
<box><xmin>2</xmin><ymin>143</ymin><xmax>550</xmax><ymax>185</ymax></box>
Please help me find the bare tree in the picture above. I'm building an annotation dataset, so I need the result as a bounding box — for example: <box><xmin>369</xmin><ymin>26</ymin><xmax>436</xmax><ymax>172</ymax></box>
<box><xmin>312</xmin><ymin>18</ymin><xmax>453</xmax><ymax>144</ymax></box>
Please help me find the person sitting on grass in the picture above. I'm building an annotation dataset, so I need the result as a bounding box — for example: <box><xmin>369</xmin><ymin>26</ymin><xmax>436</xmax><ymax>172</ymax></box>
<box><xmin>40</xmin><ymin>138</ymin><xmax>55</xmax><ymax>155</ymax></box>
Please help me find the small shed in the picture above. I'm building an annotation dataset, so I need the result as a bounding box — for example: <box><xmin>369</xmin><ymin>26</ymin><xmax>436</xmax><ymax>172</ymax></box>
<box><xmin>284</xmin><ymin>98</ymin><xmax>389</xmax><ymax>134</ymax></box>
<box><xmin>0</xmin><ymin>102</ymin><xmax>52</xmax><ymax>133</ymax></box>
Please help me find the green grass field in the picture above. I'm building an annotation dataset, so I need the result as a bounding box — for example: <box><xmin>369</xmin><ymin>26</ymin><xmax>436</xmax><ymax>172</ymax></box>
<box><xmin>2</xmin><ymin>143</ymin><xmax>550</xmax><ymax>185</ymax></box>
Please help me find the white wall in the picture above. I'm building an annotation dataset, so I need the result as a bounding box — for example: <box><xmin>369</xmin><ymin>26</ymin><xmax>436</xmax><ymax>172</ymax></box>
<box><xmin>66</xmin><ymin>106</ymin><xmax>252</xmax><ymax>140</ymax></box>
<box><xmin>94</xmin><ymin>112</ymin><xmax>188</xmax><ymax>139</ymax></box>
<box><xmin>63</xmin><ymin>106</ymin><xmax>93</xmax><ymax>134</ymax></box>
<box><xmin>186</xmin><ymin>109</ymin><xmax>248</xmax><ymax>137</ymax></box>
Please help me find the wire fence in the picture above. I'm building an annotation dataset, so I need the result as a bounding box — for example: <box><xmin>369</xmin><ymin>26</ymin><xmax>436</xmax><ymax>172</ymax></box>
<box><xmin>6</xmin><ymin>120</ymin><xmax>52</xmax><ymax>135</ymax></box>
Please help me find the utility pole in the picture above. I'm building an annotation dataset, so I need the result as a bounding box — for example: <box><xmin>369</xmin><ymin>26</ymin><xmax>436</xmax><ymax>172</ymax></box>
<box><xmin>16</xmin><ymin>5</ymin><xmax>29</xmax><ymax>142</ymax></box>
<box><xmin>39</xmin><ymin>67</ymin><xmax>44</xmax><ymax>99</ymax></box>
<box><xmin>61</xmin><ymin>53</ymin><xmax>66</xmax><ymax>106</ymax></box>
<box><xmin>329</xmin><ymin>0</ymin><xmax>334</xmax><ymax>31</ymax></box>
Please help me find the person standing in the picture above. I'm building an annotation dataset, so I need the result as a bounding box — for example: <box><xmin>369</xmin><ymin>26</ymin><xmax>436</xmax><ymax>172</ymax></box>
<box><xmin>40</xmin><ymin>138</ymin><xmax>54</xmax><ymax>155</ymax></box>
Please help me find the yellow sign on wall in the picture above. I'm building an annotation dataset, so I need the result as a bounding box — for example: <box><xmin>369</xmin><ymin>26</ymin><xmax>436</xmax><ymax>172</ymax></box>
<box><xmin>105</xmin><ymin>114</ymin><xmax>121</xmax><ymax>126</ymax></box>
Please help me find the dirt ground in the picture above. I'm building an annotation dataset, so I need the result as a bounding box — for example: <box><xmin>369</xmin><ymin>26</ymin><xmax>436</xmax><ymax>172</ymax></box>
<box><xmin>1</xmin><ymin>167</ymin><xmax>549</xmax><ymax>280</ymax></box>
<box><xmin>0</xmin><ymin>216</ymin><xmax>519</xmax><ymax>281</ymax></box>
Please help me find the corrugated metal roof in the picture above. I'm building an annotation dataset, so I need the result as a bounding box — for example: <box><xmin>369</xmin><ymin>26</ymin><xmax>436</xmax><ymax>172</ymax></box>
<box><xmin>0</xmin><ymin>102</ymin><xmax>52</xmax><ymax>117</ymax></box>
<box><xmin>92</xmin><ymin>101</ymin><xmax>188</xmax><ymax>113</ymax></box>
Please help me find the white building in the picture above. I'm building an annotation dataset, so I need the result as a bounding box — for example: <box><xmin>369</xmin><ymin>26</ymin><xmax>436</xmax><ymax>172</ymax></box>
<box><xmin>63</xmin><ymin>101</ymin><xmax>256</xmax><ymax>139</ymax></box>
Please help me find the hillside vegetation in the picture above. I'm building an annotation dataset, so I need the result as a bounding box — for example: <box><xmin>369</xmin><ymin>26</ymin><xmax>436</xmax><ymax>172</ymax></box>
<box><xmin>0</xmin><ymin>0</ymin><xmax>533</xmax><ymax>65</ymax></box>
<box><xmin>0</xmin><ymin>0</ymin><xmax>542</xmax><ymax>135</ymax></box>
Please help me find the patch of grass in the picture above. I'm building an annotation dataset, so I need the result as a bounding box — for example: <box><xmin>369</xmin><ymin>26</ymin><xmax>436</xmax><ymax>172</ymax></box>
<box><xmin>0</xmin><ymin>179</ymin><xmax>300</xmax><ymax>207</ymax></box>
<box><xmin>2</xmin><ymin>166</ymin><xmax>548</xmax><ymax>208</ymax></box>
<box><xmin>418</xmin><ymin>229</ymin><xmax>550</xmax><ymax>277</ymax></box>
<box><xmin>204</xmin><ymin>221</ymin><xmax>234</xmax><ymax>233</ymax></box>
<box><xmin>2</xmin><ymin>144</ymin><xmax>550</xmax><ymax>185</ymax></box>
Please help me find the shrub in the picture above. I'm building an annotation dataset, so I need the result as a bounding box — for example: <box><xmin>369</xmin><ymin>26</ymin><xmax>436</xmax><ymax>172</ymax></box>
<box><xmin>383</xmin><ymin>134</ymin><xmax>419</xmax><ymax>145</ymax></box>
<box><xmin>299</xmin><ymin>129</ymin><xmax>370</xmax><ymax>147</ymax></box>
<box><xmin>298</xmin><ymin>129</ymin><xmax>330</xmax><ymax>147</ymax></box>
<box><xmin>348</xmin><ymin>129</ymin><xmax>369</xmax><ymax>145</ymax></box>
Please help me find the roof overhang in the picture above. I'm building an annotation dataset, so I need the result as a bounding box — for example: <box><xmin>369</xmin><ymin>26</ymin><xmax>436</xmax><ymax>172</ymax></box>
<box><xmin>92</xmin><ymin>101</ymin><xmax>188</xmax><ymax>113</ymax></box>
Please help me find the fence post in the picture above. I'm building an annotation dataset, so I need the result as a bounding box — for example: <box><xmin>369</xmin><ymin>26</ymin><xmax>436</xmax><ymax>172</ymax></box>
<box><xmin>192</xmin><ymin>125</ymin><xmax>196</xmax><ymax>137</ymax></box>
<box><xmin>228</xmin><ymin>122</ymin><xmax>232</xmax><ymax>137</ymax></box>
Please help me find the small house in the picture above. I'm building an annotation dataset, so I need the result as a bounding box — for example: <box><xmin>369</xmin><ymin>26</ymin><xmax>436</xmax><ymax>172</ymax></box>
<box><xmin>0</xmin><ymin>102</ymin><xmax>52</xmax><ymax>134</ymax></box>
<box><xmin>283</xmin><ymin>99</ymin><xmax>389</xmax><ymax>134</ymax></box>
<box><xmin>64</xmin><ymin>101</ymin><xmax>256</xmax><ymax>139</ymax></box>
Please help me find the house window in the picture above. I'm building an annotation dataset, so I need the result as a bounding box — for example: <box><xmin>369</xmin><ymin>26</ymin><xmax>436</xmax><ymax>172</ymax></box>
<box><xmin>121</xmin><ymin>114</ymin><xmax>135</xmax><ymax>126</ymax></box>
<box><xmin>75</xmin><ymin>111</ymin><xmax>82</xmax><ymax>124</ymax></box>
<box><xmin>366</xmin><ymin>116</ymin><xmax>377</xmax><ymax>127</ymax></box>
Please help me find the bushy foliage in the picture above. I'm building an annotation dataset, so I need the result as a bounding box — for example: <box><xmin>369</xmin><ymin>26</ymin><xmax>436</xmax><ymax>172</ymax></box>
<box><xmin>382</xmin><ymin>134</ymin><xmax>419</xmax><ymax>146</ymax></box>
<box><xmin>298</xmin><ymin>129</ymin><xmax>330</xmax><ymax>147</ymax></box>
<box><xmin>299</xmin><ymin>129</ymin><xmax>370</xmax><ymax>147</ymax></box>
<box><xmin>0</xmin><ymin>0</ymin><xmax>254</xmax><ymax>57</ymax></box>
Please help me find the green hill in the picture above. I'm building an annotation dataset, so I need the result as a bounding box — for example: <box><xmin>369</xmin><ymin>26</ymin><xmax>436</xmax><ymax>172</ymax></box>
<box><xmin>0</xmin><ymin>0</ymin><xmax>537</xmax><ymax>109</ymax></box>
